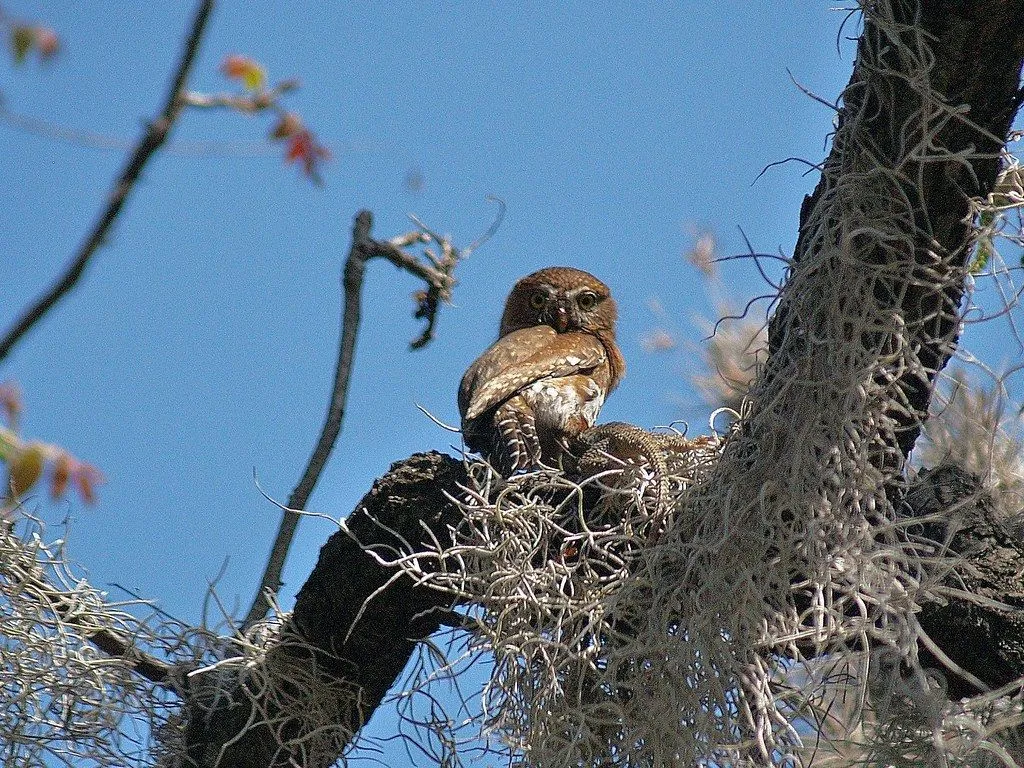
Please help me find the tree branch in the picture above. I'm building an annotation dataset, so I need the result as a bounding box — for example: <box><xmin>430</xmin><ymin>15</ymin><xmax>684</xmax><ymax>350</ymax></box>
<box><xmin>73</xmin><ymin>614</ymin><xmax>174</xmax><ymax>686</ymax></box>
<box><xmin>0</xmin><ymin>528</ymin><xmax>174</xmax><ymax>687</ymax></box>
<box><xmin>771</xmin><ymin>0</ymin><xmax>1024</xmax><ymax>461</ymax></box>
<box><xmin>0</xmin><ymin>0</ymin><xmax>215</xmax><ymax>364</ymax></box>
<box><xmin>177</xmin><ymin>456</ymin><xmax>1024</xmax><ymax>766</ymax></box>
<box><xmin>240</xmin><ymin>210</ymin><xmax>463</xmax><ymax>631</ymax></box>
<box><xmin>909</xmin><ymin>465</ymin><xmax>1024</xmax><ymax>700</ymax></box>
<box><xmin>179</xmin><ymin>79</ymin><xmax>299</xmax><ymax>112</ymax></box>
<box><xmin>184</xmin><ymin>452</ymin><xmax>467</xmax><ymax>768</ymax></box>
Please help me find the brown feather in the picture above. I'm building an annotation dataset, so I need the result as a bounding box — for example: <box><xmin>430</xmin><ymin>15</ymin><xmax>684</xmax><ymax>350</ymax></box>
<box><xmin>458</xmin><ymin>266</ymin><xmax>624</xmax><ymax>471</ymax></box>
<box><xmin>462</xmin><ymin>331</ymin><xmax>606</xmax><ymax>421</ymax></box>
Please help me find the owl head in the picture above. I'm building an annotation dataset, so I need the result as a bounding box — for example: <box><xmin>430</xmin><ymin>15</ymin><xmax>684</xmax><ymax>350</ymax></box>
<box><xmin>498</xmin><ymin>266</ymin><xmax>618</xmax><ymax>337</ymax></box>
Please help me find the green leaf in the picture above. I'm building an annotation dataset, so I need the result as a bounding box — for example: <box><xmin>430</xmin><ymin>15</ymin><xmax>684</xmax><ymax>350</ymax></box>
<box><xmin>11</xmin><ymin>26</ymin><xmax>34</xmax><ymax>64</ymax></box>
<box><xmin>242</xmin><ymin>65</ymin><xmax>265</xmax><ymax>91</ymax></box>
<box><xmin>0</xmin><ymin>427</ymin><xmax>17</xmax><ymax>462</ymax></box>
<box><xmin>970</xmin><ymin>241</ymin><xmax>992</xmax><ymax>274</ymax></box>
<box><xmin>970</xmin><ymin>208</ymin><xmax>997</xmax><ymax>273</ymax></box>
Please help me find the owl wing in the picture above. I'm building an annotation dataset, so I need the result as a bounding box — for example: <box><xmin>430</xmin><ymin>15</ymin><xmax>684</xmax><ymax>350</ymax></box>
<box><xmin>461</xmin><ymin>328</ymin><xmax>606</xmax><ymax>422</ymax></box>
<box><xmin>459</xmin><ymin>326</ymin><xmax>556</xmax><ymax>418</ymax></box>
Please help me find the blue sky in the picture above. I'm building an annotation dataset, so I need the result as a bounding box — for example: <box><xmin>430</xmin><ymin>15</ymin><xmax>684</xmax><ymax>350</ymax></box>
<box><xmin>1</xmin><ymin>2</ymin><xmax>1020</xmax><ymax>763</ymax></box>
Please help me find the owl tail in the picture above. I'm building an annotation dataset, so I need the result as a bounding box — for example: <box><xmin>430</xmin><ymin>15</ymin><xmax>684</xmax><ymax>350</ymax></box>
<box><xmin>492</xmin><ymin>397</ymin><xmax>543</xmax><ymax>473</ymax></box>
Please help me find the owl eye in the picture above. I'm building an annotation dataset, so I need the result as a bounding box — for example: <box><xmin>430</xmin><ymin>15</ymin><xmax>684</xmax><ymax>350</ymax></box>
<box><xmin>576</xmin><ymin>291</ymin><xmax>598</xmax><ymax>311</ymax></box>
<box><xmin>529</xmin><ymin>291</ymin><xmax>547</xmax><ymax>310</ymax></box>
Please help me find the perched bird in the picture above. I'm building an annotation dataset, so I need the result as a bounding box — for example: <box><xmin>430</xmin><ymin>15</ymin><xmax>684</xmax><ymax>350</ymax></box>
<box><xmin>459</xmin><ymin>266</ymin><xmax>624</xmax><ymax>472</ymax></box>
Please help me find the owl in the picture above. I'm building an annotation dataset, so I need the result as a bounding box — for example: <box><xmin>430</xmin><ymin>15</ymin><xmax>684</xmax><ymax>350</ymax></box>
<box><xmin>459</xmin><ymin>266</ymin><xmax>625</xmax><ymax>473</ymax></box>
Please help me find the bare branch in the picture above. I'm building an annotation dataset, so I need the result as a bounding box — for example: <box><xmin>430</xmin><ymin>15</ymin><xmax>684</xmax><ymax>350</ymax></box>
<box><xmin>81</xmin><ymin>622</ymin><xmax>174</xmax><ymax>686</ymax></box>
<box><xmin>0</xmin><ymin>522</ymin><xmax>177</xmax><ymax>691</ymax></box>
<box><xmin>184</xmin><ymin>452</ymin><xmax>469</xmax><ymax>768</ymax></box>
<box><xmin>179</xmin><ymin>79</ymin><xmax>300</xmax><ymax>113</ymax></box>
<box><xmin>0</xmin><ymin>0</ymin><xmax>215</xmax><ymax>364</ymax></box>
<box><xmin>240</xmin><ymin>209</ymin><xmax>474</xmax><ymax>631</ymax></box>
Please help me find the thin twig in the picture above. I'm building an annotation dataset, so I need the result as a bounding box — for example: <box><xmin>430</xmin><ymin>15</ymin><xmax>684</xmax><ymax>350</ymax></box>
<box><xmin>179</xmin><ymin>79</ymin><xmax>299</xmax><ymax>112</ymax></box>
<box><xmin>0</xmin><ymin>99</ymin><xmax>299</xmax><ymax>156</ymax></box>
<box><xmin>0</xmin><ymin>0</ymin><xmax>215</xmax><ymax>364</ymax></box>
<box><xmin>241</xmin><ymin>208</ymin><xmax>480</xmax><ymax>631</ymax></box>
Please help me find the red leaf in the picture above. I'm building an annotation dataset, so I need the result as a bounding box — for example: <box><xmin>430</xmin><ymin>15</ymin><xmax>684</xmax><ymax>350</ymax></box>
<box><xmin>284</xmin><ymin>128</ymin><xmax>331</xmax><ymax>183</ymax></box>
<box><xmin>285</xmin><ymin>130</ymin><xmax>311</xmax><ymax>162</ymax></box>
<box><xmin>0</xmin><ymin>381</ymin><xmax>22</xmax><ymax>428</ymax></box>
<box><xmin>50</xmin><ymin>452</ymin><xmax>71</xmax><ymax>500</ymax></box>
<box><xmin>72</xmin><ymin>462</ymin><xmax>104</xmax><ymax>505</ymax></box>
<box><xmin>220</xmin><ymin>54</ymin><xmax>265</xmax><ymax>90</ymax></box>
<box><xmin>33</xmin><ymin>27</ymin><xmax>59</xmax><ymax>59</ymax></box>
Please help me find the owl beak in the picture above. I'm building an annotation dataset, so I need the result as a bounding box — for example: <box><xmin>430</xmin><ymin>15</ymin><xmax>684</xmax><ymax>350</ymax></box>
<box><xmin>553</xmin><ymin>303</ymin><xmax>569</xmax><ymax>332</ymax></box>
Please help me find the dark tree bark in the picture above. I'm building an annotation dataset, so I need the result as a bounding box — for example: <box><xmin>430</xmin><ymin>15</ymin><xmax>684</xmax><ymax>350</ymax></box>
<box><xmin>909</xmin><ymin>465</ymin><xmax>1024</xmax><ymax>700</ymax></box>
<box><xmin>177</xmin><ymin>457</ymin><xmax>1024</xmax><ymax>766</ymax></box>
<box><xmin>181</xmin><ymin>453</ymin><xmax>467</xmax><ymax>768</ymax></box>
<box><xmin>177</xmin><ymin>2</ymin><xmax>1024</xmax><ymax>765</ymax></box>
<box><xmin>772</xmin><ymin>0</ymin><xmax>1024</xmax><ymax>459</ymax></box>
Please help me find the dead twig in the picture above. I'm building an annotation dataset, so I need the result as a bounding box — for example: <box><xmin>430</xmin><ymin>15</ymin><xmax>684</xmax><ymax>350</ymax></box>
<box><xmin>179</xmin><ymin>79</ymin><xmax>300</xmax><ymax>113</ymax></box>
<box><xmin>240</xmin><ymin>206</ymin><xmax>495</xmax><ymax>630</ymax></box>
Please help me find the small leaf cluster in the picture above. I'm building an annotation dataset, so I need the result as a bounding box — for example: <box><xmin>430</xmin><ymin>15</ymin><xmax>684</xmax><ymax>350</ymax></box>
<box><xmin>220</xmin><ymin>54</ymin><xmax>331</xmax><ymax>184</ymax></box>
<box><xmin>0</xmin><ymin>382</ymin><xmax>103</xmax><ymax>518</ymax></box>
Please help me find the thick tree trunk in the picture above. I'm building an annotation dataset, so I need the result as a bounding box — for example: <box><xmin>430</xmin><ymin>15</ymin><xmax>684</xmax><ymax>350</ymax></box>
<box><xmin>772</xmin><ymin>0</ymin><xmax>1024</xmax><ymax>459</ymax></box>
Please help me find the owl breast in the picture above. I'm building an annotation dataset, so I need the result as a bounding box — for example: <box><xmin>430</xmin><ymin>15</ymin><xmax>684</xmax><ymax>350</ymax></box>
<box><xmin>523</xmin><ymin>374</ymin><xmax>605</xmax><ymax>437</ymax></box>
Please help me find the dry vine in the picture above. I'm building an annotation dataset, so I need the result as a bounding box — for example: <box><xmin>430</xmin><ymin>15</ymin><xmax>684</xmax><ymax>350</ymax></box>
<box><xmin>0</xmin><ymin>515</ymin><xmax>204</xmax><ymax>767</ymax></box>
